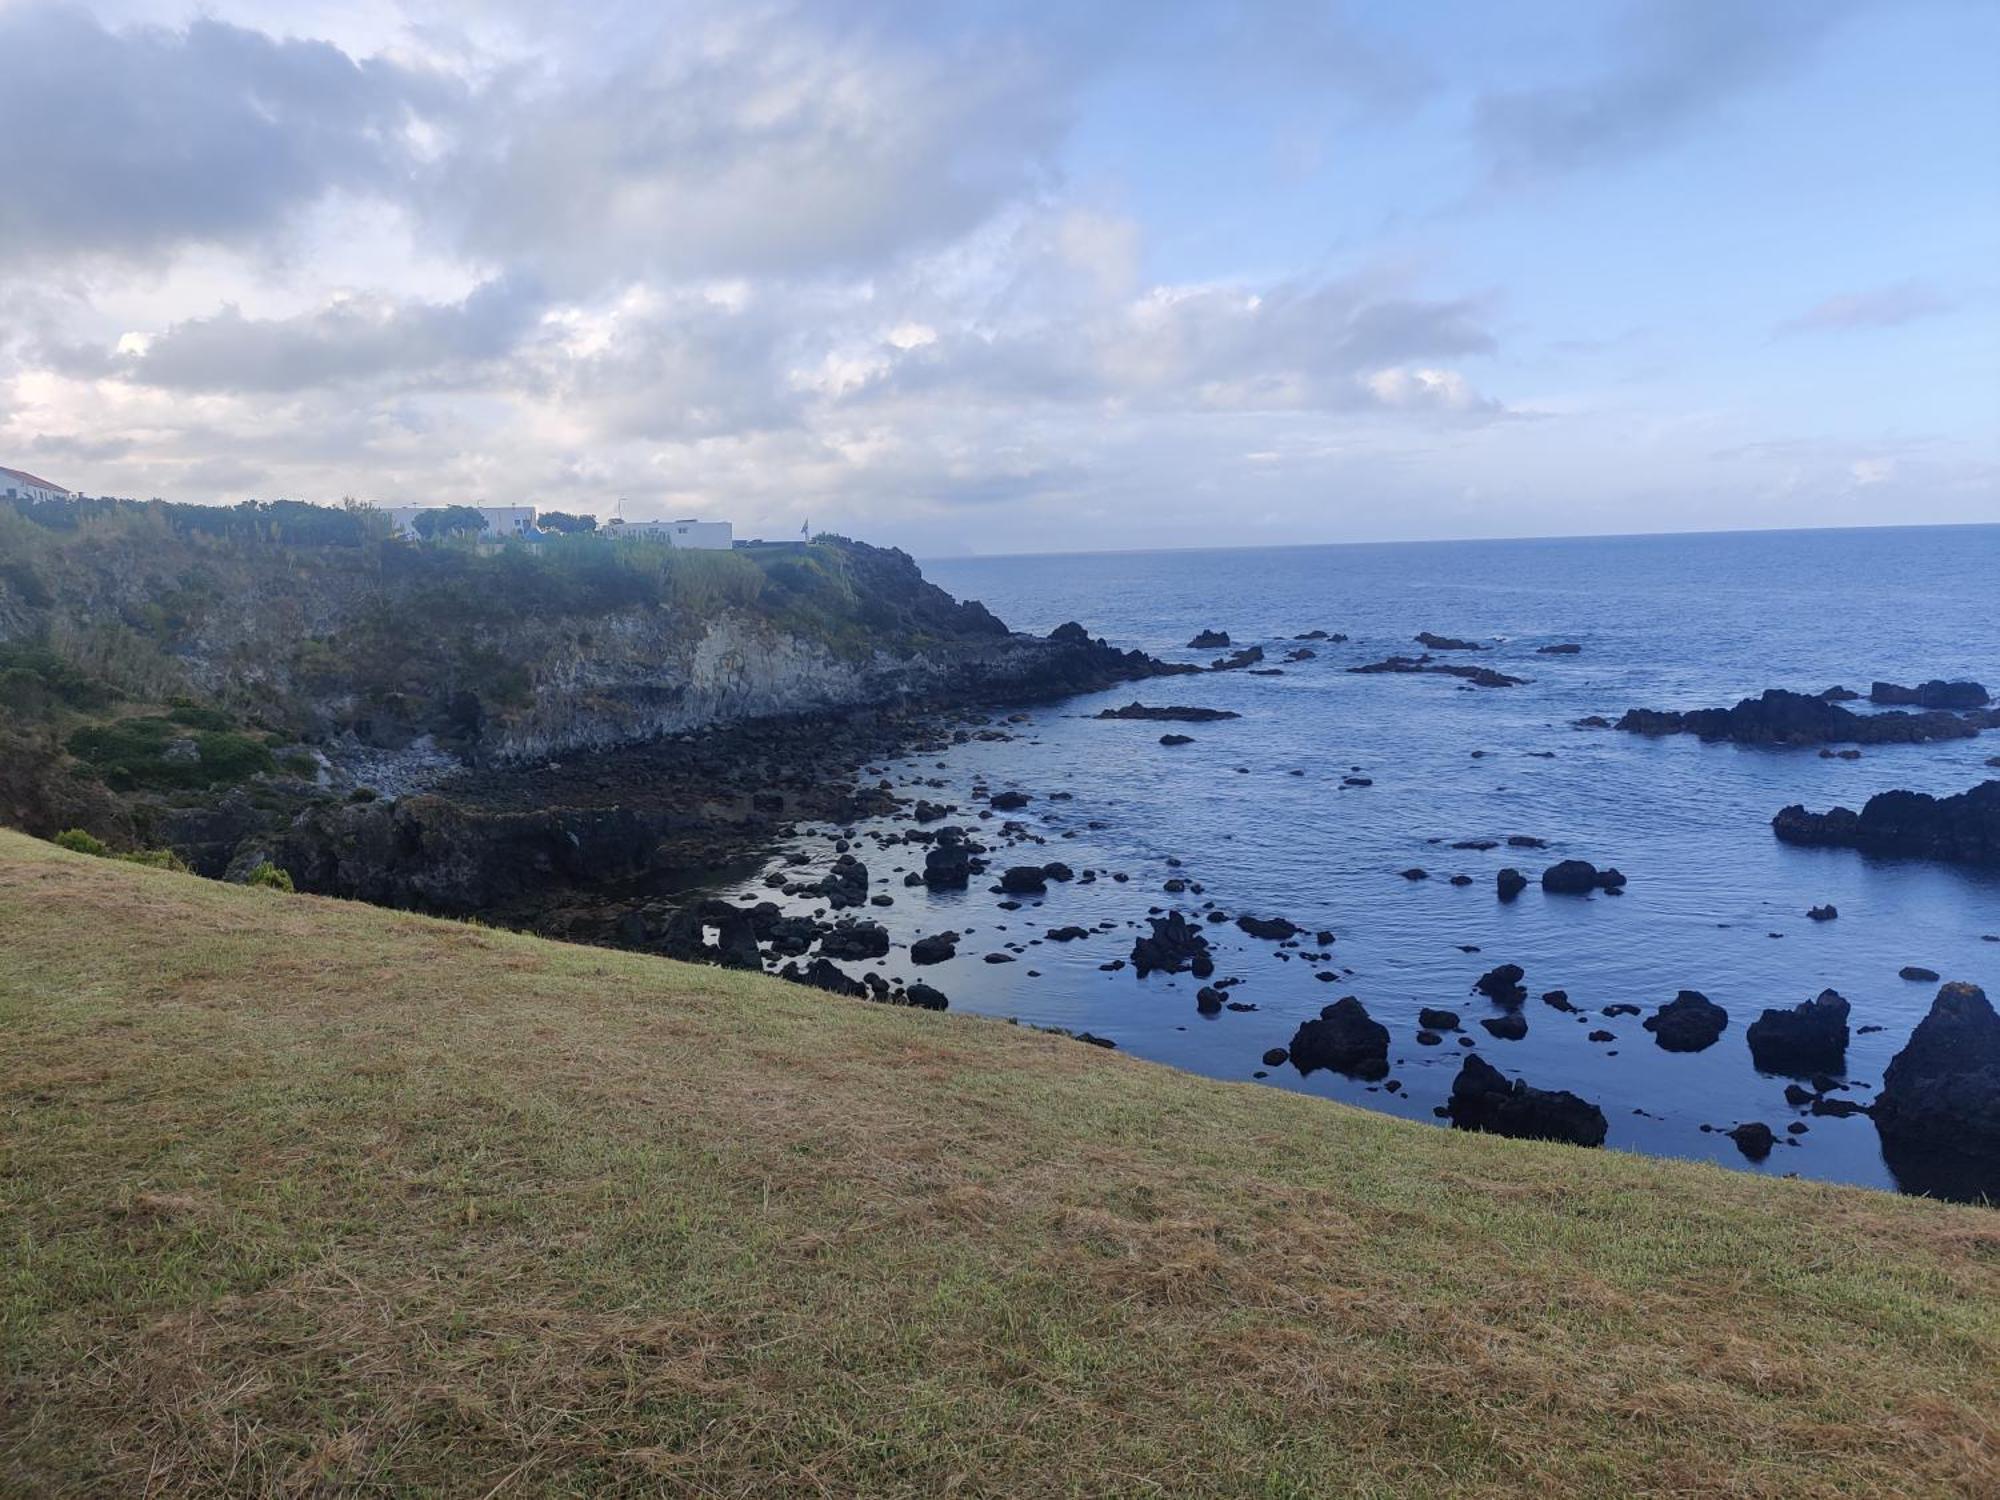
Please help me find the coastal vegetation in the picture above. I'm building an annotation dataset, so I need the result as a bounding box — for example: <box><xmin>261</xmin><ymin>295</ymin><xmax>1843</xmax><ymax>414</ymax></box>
<box><xmin>2</xmin><ymin>829</ymin><xmax>1996</xmax><ymax>1496</ymax></box>
<box><xmin>0</xmin><ymin>496</ymin><xmax>1018</xmax><ymax>854</ymax></box>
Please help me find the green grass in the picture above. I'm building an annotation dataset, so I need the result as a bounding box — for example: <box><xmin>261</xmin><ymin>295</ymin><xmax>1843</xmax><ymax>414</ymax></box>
<box><xmin>1</xmin><ymin>828</ymin><xmax>1995</xmax><ymax>1497</ymax></box>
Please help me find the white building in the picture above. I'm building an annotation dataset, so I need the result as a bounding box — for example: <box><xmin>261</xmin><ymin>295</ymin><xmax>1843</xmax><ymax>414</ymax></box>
<box><xmin>605</xmin><ymin>517</ymin><xmax>734</xmax><ymax>549</ymax></box>
<box><xmin>0</xmin><ymin>465</ymin><xmax>73</xmax><ymax>504</ymax></box>
<box><xmin>382</xmin><ymin>504</ymin><xmax>540</xmax><ymax>540</ymax></box>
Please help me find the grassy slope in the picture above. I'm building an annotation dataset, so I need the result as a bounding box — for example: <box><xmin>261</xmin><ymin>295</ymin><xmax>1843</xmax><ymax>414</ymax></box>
<box><xmin>1</xmin><ymin>831</ymin><xmax>1994</xmax><ymax>1499</ymax></box>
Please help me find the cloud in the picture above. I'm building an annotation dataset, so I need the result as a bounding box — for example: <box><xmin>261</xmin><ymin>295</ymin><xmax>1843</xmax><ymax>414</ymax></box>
<box><xmin>1774</xmin><ymin>279</ymin><xmax>1957</xmax><ymax>336</ymax></box>
<box><xmin>0</xmin><ymin>4</ymin><xmax>453</xmax><ymax>265</ymax></box>
<box><xmin>1474</xmin><ymin>0</ymin><xmax>1854</xmax><ymax>181</ymax></box>
<box><xmin>430</xmin><ymin>4</ymin><xmax>1077</xmax><ymax>292</ymax></box>
<box><xmin>122</xmin><ymin>276</ymin><xmax>545</xmax><ymax>392</ymax></box>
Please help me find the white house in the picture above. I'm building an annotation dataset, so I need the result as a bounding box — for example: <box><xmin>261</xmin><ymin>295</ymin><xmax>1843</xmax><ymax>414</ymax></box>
<box><xmin>382</xmin><ymin>504</ymin><xmax>539</xmax><ymax>540</ymax></box>
<box><xmin>605</xmin><ymin>517</ymin><xmax>734</xmax><ymax>549</ymax></box>
<box><xmin>0</xmin><ymin>465</ymin><xmax>73</xmax><ymax>504</ymax></box>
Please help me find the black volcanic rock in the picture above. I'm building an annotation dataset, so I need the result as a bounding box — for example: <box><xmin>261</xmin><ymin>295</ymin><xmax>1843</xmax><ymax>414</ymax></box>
<box><xmin>1807</xmin><ymin>904</ymin><xmax>1838</xmax><ymax>921</ymax></box>
<box><xmin>1131</xmin><ymin>911</ymin><xmax>1214</xmax><ymax>977</ymax></box>
<box><xmin>1481</xmin><ymin>1012</ymin><xmax>1528</xmax><ymax>1041</ymax></box>
<box><xmin>1096</xmin><ymin>703</ymin><xmax>1241</xmax><ymax>722</ymax></box>
<box><xmin>1419</xmin><ymin>1007</ymin><xmax>1461</xmax><ymax>1031</ymax></box>
<box><xmin>1415</xmin><ymin>632</ymin><xmax>1484</xmax><ymax>651</ymax></box>
<box><xmin>909</xmin><ymin>932</ymin><xmax>958</xmax><ymax>965</ymax></box>
<box><xmin>999</xmin><ymin>865</ymin><xmax>1048</xmax><ymax>894</ymax></box>
<box><xmin>819</xmin><ymin>921</ymin><xmax>890</xmax><ymax>960</ymax></box>
<box><xmin>1870</xmin><ymin>679</ymin><xmax>1990</xmax><ymax>710</ymax></box>
<box><xmin>1496</xmin><ymin>868</ymin><xmax>1528</xmax><ymax>901</ymax></box>
<box><xmin>1727</xmin><ymin>1122</ymin><xmax>1777</xmax><ymax>1161</ymax></box>
<box><xmin>1288</xmin><ymin>996</ymin><xmax>1390</xmax><ymax>1080</ymax></box>
<box><xmin>1472</xmin><ymin>963</ymin><xmax>1528</xmax><ymax>1007</ymax></box>
<box><xmin>1209</xmin><ymin>645</ymin><xmax>1266</xmax><ymax>672</ymax></box>
<box><xmin>1746</xmin><ymin>989</ymin><xmax>1851</xmax><ymax>1076</ymax></box>
<box><xmin>1159</xmin><ymin>733</ymin><xmax>1193</xmax><ymax>746</ymax></box>
<box><xmin>1875</xmin><ymin>982</ymin><xmax>2000</xmax><ymax>1198</ymax></box>
<box><xmin>1540</xmin><ymin>859</ymin><xmax>1599</xmax><ymax>895</ymax></box>
<box><xmin>922</xmin><ymin>828</ymin><xmax>976</xmax><ymax>889</ymax></box>
<box><xmin>1236</xmin><ymin>913</ymin><xmax>1302</xmax><ymax>941</ymax></box>
<box><xmin>1617</xmin><ymin>688</ymin><xmax>1992</xmax><ymax>747</ymax></box>
<box><xmin>1537</xmin><ymin>642</ymin><xmax>1583</xmax><ymax>655</ymax></box>
<box><xmin>1187</xmin><ymin>629</ymin><xmax>1232</xmax><ymax>648</ymax></box>
<box><xmin>1445</xmin><ymin>1055</ymin><xmax>1606</xmax><ymax>1147</ymax></box>
<box><xmin>1350</xmin><ymin>655</ymin><xmax>1527</xmax><ymax>688</ymax></box>
<box><xmin>1643</xmin><ymin>991</ymin><xmax>1729</xmax><ymax>1053</ymax></box>
<box><xmin>1772</xmin><ymin>780</ymin><xmax>2000</xmax><ymax>866</ymax></box>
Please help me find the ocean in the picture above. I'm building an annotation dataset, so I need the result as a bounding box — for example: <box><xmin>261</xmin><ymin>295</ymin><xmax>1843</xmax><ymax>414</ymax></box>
<box><xmin>713</xmin><ymin>525</ymin><xmax>2000</xmax><ymax>1196</ymax></box>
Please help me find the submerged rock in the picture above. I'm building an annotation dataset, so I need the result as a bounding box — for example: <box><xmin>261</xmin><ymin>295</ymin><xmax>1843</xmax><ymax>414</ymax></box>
<box><xmin>1446</xmin><ymin>1055</ymin><xmax>1607</xmax><ymax>1147</ymax></box>
<box><xmin>1096</xmin><ymin>702</ymin><xmax>1241</xmax><ymax>722</ymax></box>
<box><xmin>1288</xmin><ymin>997</ymin><xmax>1390</xmax><ymax>1080</ymax></box>
<box><xmin>1746</xmin><ymin>989</ymin><xmax>1850</xmax><ymax>1076</ymax></box>
<box><xmin>1415</xmin><ymin>632</ymin><xmax>1484</xmax><ymax>651</ymax></box>
<box><xmin>1236</xmin><ymin>913</ymin><xmax>1302</xmax><ymax>941</ymax></box>
<box><xmin>1643</xmin><ymin>991</ymin><xmax>1729</xmax><ymax>1052</ymax></box>
<box><xmin>1537</xmin><ymin>642</ymin><xmax>1583</xmax><ymax>655</ymax></box>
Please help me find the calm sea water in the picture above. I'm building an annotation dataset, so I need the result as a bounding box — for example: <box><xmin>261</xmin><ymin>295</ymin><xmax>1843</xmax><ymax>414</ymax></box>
<box><xmin>721</xmin><ymin>526</ymin><xmax>2000</xmax><ymax>1195</ymax></box>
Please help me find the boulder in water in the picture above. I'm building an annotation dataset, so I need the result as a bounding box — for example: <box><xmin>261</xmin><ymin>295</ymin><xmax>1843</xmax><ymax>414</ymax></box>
<box><xmin>1288</xmin><ymin>996</ymin><xmax>1390</xmax><ymax>1080</ymax></box>
<box><xmin>1746</xmin><ymin>989</ymin><xmax>1850</xmax><ymax>1076</ymax></box>
<box><xmin>1446</xmin><ymin>1055</ymin><xmax>1606</xmax><ymax>1147</ymax></box>
<box><xmin>1643</xmin><ymin>990</ymin><xmax>1729</xmax><ymax>1052</ymax></box>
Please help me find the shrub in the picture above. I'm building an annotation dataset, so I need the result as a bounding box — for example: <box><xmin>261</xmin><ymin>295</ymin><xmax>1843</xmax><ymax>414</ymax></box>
<box><xmin>66</xmin><ymin>716</ymin><xmax>277</xmax><ymax>791</ymax></box>
<box><xmin>246</xmin><ymin>862</ymin><xmax>296</xmax><ymax>892</ymax></box>
<box><xmin>53</xmin><ymin>828</ymin><xmax>110</xmax><ymax>857</ymax></box>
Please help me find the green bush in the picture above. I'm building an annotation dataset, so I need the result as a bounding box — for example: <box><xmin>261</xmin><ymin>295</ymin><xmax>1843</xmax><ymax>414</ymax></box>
<box><xmin>66</xmin><ymin>716</ymin><xmax>276</xmax><ymax>791</ymax></box>
<box><xmin>246</xmin><ymin>862</ymin><xmax>296</xmax><ymax>892</ymax></box>
<box><xmin>53</xmin><ymin>828</ymin><xmax>111</xmax><ymax>857</ymax></box>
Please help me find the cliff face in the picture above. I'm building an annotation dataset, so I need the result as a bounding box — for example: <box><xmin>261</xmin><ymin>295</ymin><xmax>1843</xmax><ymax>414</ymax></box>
<box><xmin>1</xmin><ymin>505</ymin><xmax>1166</xmax><ymax>882</ymax></box>
<box><xmin>0</xmin><ymin>507</ymin><xmax>1153</xmax><ymax>777</ymax></box>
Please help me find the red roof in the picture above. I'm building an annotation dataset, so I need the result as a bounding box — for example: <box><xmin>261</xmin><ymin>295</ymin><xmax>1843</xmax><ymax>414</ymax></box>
<box><xmin>0</xmin><ymin>464</ymin><xmax>69</xmax><ymax>494</ymax></box>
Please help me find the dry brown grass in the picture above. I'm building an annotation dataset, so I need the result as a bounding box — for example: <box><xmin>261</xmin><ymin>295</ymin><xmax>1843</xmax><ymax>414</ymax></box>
<box><xmin>2</xmin><ymin>829</ymin><xmax>1996</xmax><ymax>1497</ymax></box>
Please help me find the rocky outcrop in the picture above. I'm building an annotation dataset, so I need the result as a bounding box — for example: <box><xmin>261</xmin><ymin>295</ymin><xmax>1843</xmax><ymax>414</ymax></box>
<box><xmin>1095</xmin><ymin>703</ymin><xmax>1241</xmax><ymax>722</ymax></box>
<box><xmin>1874</xmin><ymin>982</ymin><xmax>2000</xmax><ymax>1200</ymax></box>
<box><xmin>1288</xmin><ymin>997</ymin><xmax>1389</xmax><ymax>1080</ymax></box>
<box><xmin>1870</xmin><ymin>679</ymin><xmax>1989</xmax><ymax>710</ymax></box>
<box><xmin>1643</xmin><ymin>991</ymin><xmax>1729</xmax><ymax>1053</ymax></box>
<box><xmin>1414</xmin><ymin>632</ymin><xmax>1483</xmax><ymax>651</ymax></box>
<box><xmin>1131</xmin><ymin>912</ymin><xmax>1214</xmax><ymax>977</ymax></box>
<box><xmin>1746</xmin><ymin>989</ymin><xmax>1850</xmax><ymax>1076</ymax></box>
<box><xmin>1446</xmin><ymin>1056</ymin><xmax>1606</xmax><ymax>1147</ymax></box>
<box><xmin>1540</xmin><ymin>859</ymin><xmax>1625</xmax><ymax>895</ymax></box>
<box><xmin>1187</xmin><ymin>629</ymin><xmax>1231</xmax><ymax>648</ymax></box>
<box><xmin>1617</xmin><ymin>688</ymin><xmax>1994</xmax><ymax>747</ymax></box>
<box><xmin>1350</xmin><ymin>655</ymin><xmax>1526</xmax><ymax>688</ymax></box>
<box><xmin>1772</xmin><ymin>781</ymin><xmax>2000</xmax><ymax>866</ymax></box>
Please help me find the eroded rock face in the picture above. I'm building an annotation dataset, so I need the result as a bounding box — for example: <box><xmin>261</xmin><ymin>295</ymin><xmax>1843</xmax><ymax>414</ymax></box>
<box><xmin>1746</xmin><ymin>989</ymin><xmax>1850</xmax><ymax>1076</ymax></box>
<box><xmin>1643</xmin><ymin>991</ymin><xmax>1729</xmax><ymax>1053</ymax></box>
<box><xmin>1875</xmin><ymin>982</ymin><xmax>2000</xmax><ymax>1199</ymax></box>
<box><xmin>1288</xmin><ymin>997</ymin><xmax>1389</xmax><ymax>1080</ymax></box>
<box><xmin>1445</xmin><ymin>1055</ymin><xmax>1606</xmax><ymax>1147</ymax></box>
<box><xmin>1772</xmin><ymin>780</ymin><xmax>2000</xmax><ymax>866</ymax></box>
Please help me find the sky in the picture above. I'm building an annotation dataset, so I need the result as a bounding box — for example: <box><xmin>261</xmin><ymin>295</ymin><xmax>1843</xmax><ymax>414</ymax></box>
<box><xmin>1</xmin><ymin>0</ymin><xmax>1994</xmax><ymax>555</ymax></box>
